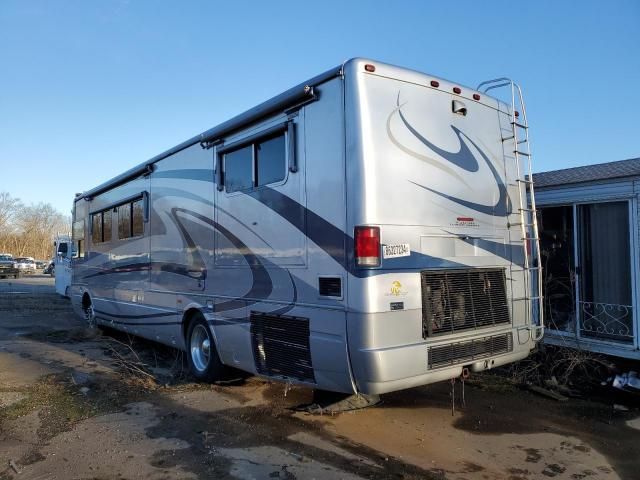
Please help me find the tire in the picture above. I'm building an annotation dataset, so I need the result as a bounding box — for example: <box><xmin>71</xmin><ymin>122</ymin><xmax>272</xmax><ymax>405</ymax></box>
<box><xmin>14</xmin><ymin>272</ymin><xmax>20</xmax><ymax>279</ymax></box>
<box><xmin>186</xmin><ymin>314</ymin><xmax>226</xmax><ymax>382</ymax></box>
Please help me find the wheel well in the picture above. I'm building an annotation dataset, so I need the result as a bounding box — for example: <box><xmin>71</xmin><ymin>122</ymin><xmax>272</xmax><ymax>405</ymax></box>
<box><xmin>181</xmin><ymin>308</ymin><xmax>203</xmax><ymax>341</ymax></box>
<box><xmin>81</xmin><ymin>292</ymin><xmax>91</xmax><ymax>310</ymax></box>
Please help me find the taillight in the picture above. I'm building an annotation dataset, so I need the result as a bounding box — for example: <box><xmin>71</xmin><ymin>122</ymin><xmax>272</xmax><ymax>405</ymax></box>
<box><xmin>354</xmin><ymin>226</ymin><xmax>380</xmax><ymax>267</ymax></box>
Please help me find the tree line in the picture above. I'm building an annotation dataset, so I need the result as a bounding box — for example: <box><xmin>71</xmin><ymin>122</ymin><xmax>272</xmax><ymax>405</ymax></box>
<box><xmin>0</xmin><ymin>192</ymin><xmax>70</xmax><ymax>260</ymax></box>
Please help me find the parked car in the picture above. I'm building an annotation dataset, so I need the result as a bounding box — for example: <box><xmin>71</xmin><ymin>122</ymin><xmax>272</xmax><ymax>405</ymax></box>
<box><xmin>14</xmin><ymin>257</ymin><xmax>37</xmax><ymax>274</ymax></box>
<box><xmin>0</xmin><ymin>253</ymin><xmax>20</xmax><ymax>279</ymax></box>
<box><xmin>44</xmin><ymin>260</ymin><xmax>55</xmax><ymax>276</ymax></box>
<box><xmin>35</xmin><ymin>260</ymin><xmax>47</xmax><ymax>270</ymax></box>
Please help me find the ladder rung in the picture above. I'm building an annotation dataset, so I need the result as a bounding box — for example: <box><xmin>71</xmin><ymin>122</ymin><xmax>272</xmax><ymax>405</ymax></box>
<box><xmin>502</xmin><ymin>135</ymin><xmax>515</xmax><ymax>142</ymax></box>
<box><xmin>514</xmin><ymin>150</ymin><xmax>531</xmax><ymax>157</ymax></box>
<box><xmin>517</xmin><ymin>139</ymin><xmax>527</xmax><ymax>144</ymax></box>
<box><xmin>519</xmin><ymin>208</ymin><xmax>535</xmax><ymax>212</ymax></box>
<box><xmin>522</xmin><ymin>237</ymin><xmax>539</xmax><ymax>240</ymax></box>
<box><xmin>511</xmin><ymin>121</ymin><xmax>528</xmax><ymax>129</ymax></box>
<box><xmin>516</xmin><ymin>179</ymin><xmax>533</xmax><ymax>184</ymax></box>
<box><xmin>512</xmin><ymin>296</ymin><xmax>541</xmax><ymax>301</ymax></box>
<box><xmin>510</xmin><ymin>222</ymin><xmax>536</xmax><ymax>227</ymax></box>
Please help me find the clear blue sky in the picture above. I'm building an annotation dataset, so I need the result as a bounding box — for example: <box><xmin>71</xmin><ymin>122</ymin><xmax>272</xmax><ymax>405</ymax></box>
<box><xmin>1</xmin><ymin>1</ymin><xmax>638</xmax><ymax>215</ymax></box>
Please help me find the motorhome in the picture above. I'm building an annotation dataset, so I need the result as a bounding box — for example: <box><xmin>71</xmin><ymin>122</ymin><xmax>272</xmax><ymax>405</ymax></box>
<box><xmin>70</xmin><ymin>58</ymin><xmax>542</xmax><ymax>395</ymax></box>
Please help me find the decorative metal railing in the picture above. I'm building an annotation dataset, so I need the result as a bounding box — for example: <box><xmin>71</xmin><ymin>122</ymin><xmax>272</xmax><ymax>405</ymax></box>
<box><xmin>579</xmin><ymin>301</ymin><xmax>634</xmax><ymax>343</ymax></box>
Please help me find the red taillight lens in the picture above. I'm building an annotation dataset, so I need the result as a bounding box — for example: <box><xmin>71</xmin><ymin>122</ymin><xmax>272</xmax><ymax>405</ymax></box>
<box><xmin>354</xmin><ymin>226</ymin><xmax>380</xmax><ymax>267</ymax></box>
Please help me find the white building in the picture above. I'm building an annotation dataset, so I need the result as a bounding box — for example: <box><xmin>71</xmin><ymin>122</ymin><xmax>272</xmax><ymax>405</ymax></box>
<box><xmin>533</xmin><ymin>157</ymin><xmax>640</xmax><ymax>359</ymax></box>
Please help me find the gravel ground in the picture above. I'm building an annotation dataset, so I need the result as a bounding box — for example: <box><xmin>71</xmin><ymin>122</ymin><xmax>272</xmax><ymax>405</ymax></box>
<box><xmin>0</xmin><ymin>276</ymin><xmax>638</xmax><ymax>480</ymax></box>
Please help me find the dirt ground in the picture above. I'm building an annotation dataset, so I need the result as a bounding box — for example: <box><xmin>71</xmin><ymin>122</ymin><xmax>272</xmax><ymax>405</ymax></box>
<box><xmin>1</xmin><ymin>276</ymin><xmax>639</xmax><ymax>480</ymax></box>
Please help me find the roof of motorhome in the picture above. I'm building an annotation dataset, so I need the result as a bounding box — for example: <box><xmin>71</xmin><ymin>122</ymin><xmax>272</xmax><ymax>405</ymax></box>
<box><xmin>533</xmin><ymin>157</ymin><xmax>640</xmax><ymax>188</ymax></box>
<box><xmin>80</xmin><ymin>58</ymin><xmax>509</xmax><ymax>200</ymax></box>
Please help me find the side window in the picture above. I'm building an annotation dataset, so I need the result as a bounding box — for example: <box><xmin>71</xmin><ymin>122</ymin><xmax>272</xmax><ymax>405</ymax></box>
<box><xmin>132</xmin><ymin>199</ymin><xmax>144</xmax><ymax>236</ymax></box>
<box><xmin>91</xmin><ymin>213</ymin><xmax>102</xmax><ymax>243</ymax></box>
<box><xmin>75</xmin><ymin>240</ymin><xmax>84</xmax><ymax>259</ymax></box>
<box><xmin>256</xmin><ymin>134</ymin><xmax>286</xmax><ymax>186</ymax></box>
<box><xmin>91</xmin><ymin>211</ymin><xmax>112</xmax><ymax>243</ymax></box>
<box><xmin>224</xmin><ymin>145</ymin><xmax>253</xmax><ymax>193</ymax></box>
<box><xmin>103</xmin><ymin>209</ymin><xmax>112</xmax><ymax>242</ymax></box>
<box><xmin>118</xmin><ymin>203</ymin><xmax>132</xmax><ymax>239</ymax></box>
<box><xmin>72</xmin><ymin>219</ymin><xmax>85</xmax><ymax>258</ymax></box>
<box><xmin>221</xmin><ymin>129</ymin><xmax>287</xmax><ymax>192</ymax></box>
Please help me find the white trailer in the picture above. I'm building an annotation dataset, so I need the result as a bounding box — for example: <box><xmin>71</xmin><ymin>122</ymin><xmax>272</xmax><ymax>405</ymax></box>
<box><xmin>70</xmin><ymin>58</ymin><xmax>543</xmax><ymax>395</ymax></box>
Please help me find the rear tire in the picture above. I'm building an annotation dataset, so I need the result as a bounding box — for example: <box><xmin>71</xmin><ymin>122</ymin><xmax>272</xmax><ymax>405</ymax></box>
<box><xmin>186</xmin><ymin>314</ymin><xmax>226</xmax><ymax>382</ymax></box>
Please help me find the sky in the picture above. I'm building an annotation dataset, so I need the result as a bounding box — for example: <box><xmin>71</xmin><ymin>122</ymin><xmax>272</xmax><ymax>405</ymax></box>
<box><xmin>1</xmin><ymin>0</ymin><xmax>639</xmax><ymax>215</ymax></box>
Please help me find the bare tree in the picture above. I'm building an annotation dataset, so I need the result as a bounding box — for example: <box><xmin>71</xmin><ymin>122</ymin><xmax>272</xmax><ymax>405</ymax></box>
<box><xmin>0</xmin><ymin>192</ymin><xmax>69</xmax><ymax>259</ymax></box>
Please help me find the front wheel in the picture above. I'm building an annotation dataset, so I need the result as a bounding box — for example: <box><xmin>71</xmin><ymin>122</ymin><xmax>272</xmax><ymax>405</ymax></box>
<box><xmin>186</xmin><ymin>315</ymin><xmax>226</xmax><ymax>382</ymax></box>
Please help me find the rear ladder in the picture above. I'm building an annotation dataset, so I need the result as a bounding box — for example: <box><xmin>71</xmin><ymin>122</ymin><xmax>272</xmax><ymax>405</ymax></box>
<box><xmin>477</xmin><ymin>77</ymin><xmax>544</xmax><ymax>341</ymax></box>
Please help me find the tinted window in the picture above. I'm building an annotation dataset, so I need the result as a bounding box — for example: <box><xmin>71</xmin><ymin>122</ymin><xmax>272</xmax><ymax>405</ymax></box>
<box><xmin>256</xmin><ymin>134</ymin><xmax>285</xmax><ymax>186</ymax></box>
<box><xmin>224</xmin><ymin>145</ymin><xmax>253</xmax><ymax>192</ymax></box>
<box><xmin>132</xmin><ymin>199</ymin><xmax>144</xmax><ymax>236</ymax></box>
<box><xmin>118</xmin><ymin>204</ymin><xmax>131</xmax><ymax>239</ymax></box>
<box><xmin>92</xmin><ymin>214</ymin><xmax>102</xmax><ymax>244</ymax></box>
<box><xmin>103</xmin><ymin>209</ymin><xmax>112</xmax><ymax>242</ymax></box>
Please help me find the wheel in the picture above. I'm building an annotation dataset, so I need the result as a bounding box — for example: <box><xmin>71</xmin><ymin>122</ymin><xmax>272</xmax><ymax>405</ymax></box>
<box><xmin>14</xmin><ymin>272</ymin><xmax>20</xmax><ymax>279</ymax></box>
<box><xmin>186</xmin><ymin>314</ymin><xmax>226</xmax><ymax>382</ymax></box>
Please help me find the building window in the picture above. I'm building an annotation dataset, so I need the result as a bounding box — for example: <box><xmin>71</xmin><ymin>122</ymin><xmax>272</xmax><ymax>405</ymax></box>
<box><xmin>222</xmin><ymin>130</ymin><xmax>286</xmax><ymax>192</ymax></box>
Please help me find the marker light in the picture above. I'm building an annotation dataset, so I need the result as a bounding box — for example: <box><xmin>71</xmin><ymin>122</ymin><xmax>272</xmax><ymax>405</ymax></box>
<box><xmin>473</xmin><ymin>93</ymin><xmax>481</xmax><ymax>100</ymax></box>
<box><xmin>430</xmin><ymin>80</ymin><xmax>440</xmax><ymax>87</ymax></box>
<box><xmin>364</xmin><ymin>64</ymin><xmax>376</xmax><ymax>72</ymax></box>
<box><xmin>453</xmin><ymin>87</ymin><xmax>461</xmax><ymax>94</ymax></box>
<box><xmin>355</xmin><ymin>226</ymin><xmax>380</xmax><ymax>267</ymax></box>
<box><xmin>515</xmin><ymin>111</ymin><xmax>520</xmax><ymax>118</ymax></box>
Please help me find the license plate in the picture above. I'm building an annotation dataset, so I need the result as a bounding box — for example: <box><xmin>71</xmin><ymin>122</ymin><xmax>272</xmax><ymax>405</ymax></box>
<box><xmin>383</xmin><ymin>243</ymin><xmax>411</xmax><ymax>259</ymax></box>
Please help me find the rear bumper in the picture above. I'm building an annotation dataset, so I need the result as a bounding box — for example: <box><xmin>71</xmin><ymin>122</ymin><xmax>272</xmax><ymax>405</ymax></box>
<box><xmin>348</xmin><ymin>310</ymin><xmax>536</xmax><ymax>395</ymax></box>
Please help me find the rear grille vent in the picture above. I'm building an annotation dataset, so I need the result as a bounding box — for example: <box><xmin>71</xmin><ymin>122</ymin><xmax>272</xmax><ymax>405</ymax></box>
<box><xmin>319</xmin><ymin>277</ymin><xmax>342</xmax><ymax>297</ymax></box>
<box><xmin>250</xmin><ymin>312</ymin><xmax>315</xmax><ymax>383</ymax></box>
<box><xmin>429</xmin><ymin>333</ymin><xmax>513</xmax><ymax>369</ymax></box>
<box><xmin>421</xmin><ymin>268</ymin><xmax>510</xmax><ymax>338</ymax></box>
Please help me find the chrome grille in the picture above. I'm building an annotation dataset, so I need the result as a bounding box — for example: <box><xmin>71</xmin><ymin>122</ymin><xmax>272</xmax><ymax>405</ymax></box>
<box><xmin>428</xmin><ymin>333</ymin><xmax>513</xmax><ymax>369</ymax></box>
<box><xmin>250</xmin><ymin>312</ymin><xmax>315</xmax><ymax>383</ymax></box>
<box><xmin>421</xmin><ymin>268</ymin><xmax>510</xmax><ymax>338</ymax></box>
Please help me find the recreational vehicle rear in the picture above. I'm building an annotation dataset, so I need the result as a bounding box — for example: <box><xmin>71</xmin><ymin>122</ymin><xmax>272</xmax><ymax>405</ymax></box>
<box><xmin>70</xmin><ymin>58</ymin><xmax>543</xmax><ymax>395</ymax></box>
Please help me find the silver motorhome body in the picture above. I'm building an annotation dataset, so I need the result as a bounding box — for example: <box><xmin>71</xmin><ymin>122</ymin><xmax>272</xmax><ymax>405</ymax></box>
<box><xmin>71</xmin><ymin>58</ymin><xmax>542</xmax><ymax>394</ymax></box>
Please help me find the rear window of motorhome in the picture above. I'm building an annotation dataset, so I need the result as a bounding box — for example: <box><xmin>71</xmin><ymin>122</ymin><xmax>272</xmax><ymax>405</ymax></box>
<box><xmin>223</xmin><ymin>132</ymin><xmax>286</xmax><ymax>192</ymax></box>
